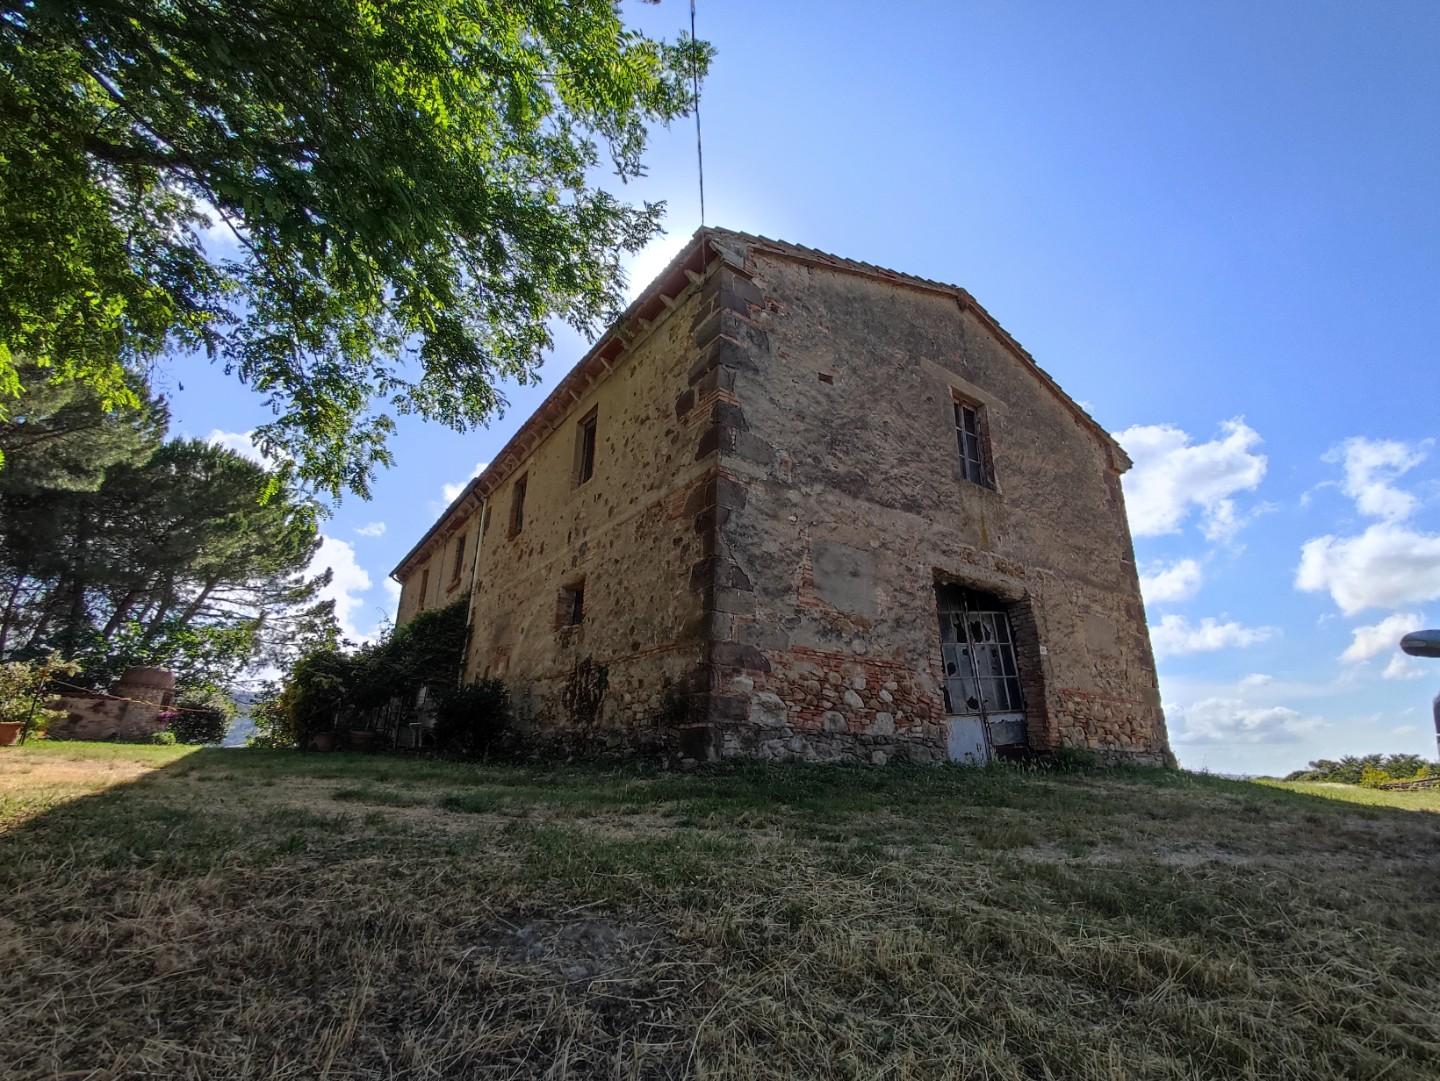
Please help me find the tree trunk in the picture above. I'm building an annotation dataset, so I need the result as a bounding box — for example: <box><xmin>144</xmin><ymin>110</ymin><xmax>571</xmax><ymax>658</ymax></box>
<box><xmin>101</xmin><ymin>589</ymin><xmax>145</xmax><ymax>640</ymax></box>
<box><xmin>57</xmin><ymin>509</ymin><xmax>93</xmax><ymax>654</ymax></box>
<box><xmin>24</xmin><ymin>580</ymin><xmax>65</xmax><ymax>650</ymax></box>
<box><xmin>175</xmin><ymin>578</ymin><xmax>219</xmax><ymax>629</ymax></box>
<box><xmin>142</xmin><ymin>581</ymin><xmax>177</xmax><ymax>646</ymax></box>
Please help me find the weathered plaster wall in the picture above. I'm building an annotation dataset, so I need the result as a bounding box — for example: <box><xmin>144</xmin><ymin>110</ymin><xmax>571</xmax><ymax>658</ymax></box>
<box><xmin>701</xmin><ymin>249</ymin><xmax>1171</xmax><ymax>765</ymax></box>
<box><xmin>458</xmin><ymin>275</ymin><xmax>735</xmax><ymax>752</ymax></box>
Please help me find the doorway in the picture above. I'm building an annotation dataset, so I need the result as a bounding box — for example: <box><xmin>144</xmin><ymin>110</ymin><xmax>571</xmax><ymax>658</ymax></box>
<box><xmin>936</xmin><ymin>585</ymin><xmax>1027</xmax><ymax>763</ymax></box>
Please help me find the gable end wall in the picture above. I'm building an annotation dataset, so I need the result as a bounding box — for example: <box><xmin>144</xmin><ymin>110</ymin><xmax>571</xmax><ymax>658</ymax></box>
<box><xmin>692</xmin><ymin>249</ymin><xmax>1172</xmax><ymax>765</ymax></box>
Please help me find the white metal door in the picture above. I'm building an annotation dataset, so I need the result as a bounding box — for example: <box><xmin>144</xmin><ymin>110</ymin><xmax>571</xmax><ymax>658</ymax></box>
<box><xmin>946</xmin><ymin>716</ymin><xmax>989</xmax><ymax>764</ymax></box>
<box><xmin>938</xmin><ymin>587</ymin><xmax>1027</xmax><ymax>761</ymax></box>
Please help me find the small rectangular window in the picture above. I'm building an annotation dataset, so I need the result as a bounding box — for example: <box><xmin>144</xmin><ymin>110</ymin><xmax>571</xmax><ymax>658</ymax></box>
<box><xmin>418</xmin><ymin>567</ymin><xmax>430</xmax><ymax>610</ymax></box>
<box><xmin>954</xmin><ymin>399</ymin><xmax>992</xmax><ymax>488</ymax></box>
<box><xmin>451</xmin><ymin>532</ymin><xmax>466</xmax><ymax>582</ymax></box>
<box><xmin>481</xmin><ymin>503</ymin><xmax>492</xmax><ymax>536</ymax></box>
<box><xmin>558</xmin><ymin>580</ymin><xmax>585</xmax><ymax>627</ymax></box>
<box><xmin>575</xmin><ymin>408</ymin><xmax>598</xmax><ymax>485</ymax></box>
<box><xmin>509</xmin><ymin>474</ymin><xmax>527</xmax><ymax>536</ymax></box>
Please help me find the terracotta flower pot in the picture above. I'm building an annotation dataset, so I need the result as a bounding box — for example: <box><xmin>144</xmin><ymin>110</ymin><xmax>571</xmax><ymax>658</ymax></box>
<box><xmin>311</xmin><ymin>731</ymin><xmax>336</xmax><ymax>752</ymax></box>
<box><xmin>349</xmin><ymin>730</ymin><xmax>376</xmax><ymax>751</ymax></box>
<box><xmin>0</xmin><ymin>721</ymin><xmax>22</xmax><ymax>747</ymax></box>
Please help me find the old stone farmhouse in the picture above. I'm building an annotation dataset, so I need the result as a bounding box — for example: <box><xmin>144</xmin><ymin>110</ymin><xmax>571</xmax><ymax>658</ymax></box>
<box><xmin>390</xmin><ymin>228</ymin><xmax>1173</xmax><ymax>766</ymax></box>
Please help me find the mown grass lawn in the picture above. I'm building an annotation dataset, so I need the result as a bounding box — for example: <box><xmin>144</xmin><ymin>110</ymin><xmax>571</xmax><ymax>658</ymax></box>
<box><xmin>3</xmin><ymin>742</ymin><xmax>1439</xmax><ymax>1080</ymax></box>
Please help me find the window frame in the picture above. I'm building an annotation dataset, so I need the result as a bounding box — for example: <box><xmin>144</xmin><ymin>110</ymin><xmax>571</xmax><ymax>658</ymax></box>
<box><xmin>952</xmin><ymin>394</ymin><xmax>995</xmax><ymax>490</ymax></box>
<box><xmin>574</xmin><ymin>407</ymin><xmax>599</xmax><ymax>486</ymax></box>
<box><xmin>449</xmin><ymin>531</ymin><xmax>467</xmax><ymax>584</ymax></box>
<box><xmin>509</xmin><ymin>474</ymin><xmax>528</xmax><ymax>537</ymax></box>
<box><xmin>418</xmin><ymin>567</ymin><xmax>430</xmax><ymax>611</ymax></box>
<box><xmin>557</xmin><ymin>578</ymin><xmax>586</xmax><ymax>630</ymax></box>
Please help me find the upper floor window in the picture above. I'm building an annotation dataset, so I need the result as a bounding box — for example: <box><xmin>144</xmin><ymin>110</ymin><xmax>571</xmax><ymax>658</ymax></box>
<box><xmin>954</xmin><ymin>398</ymin><xmax>993</xmax><ymax>488</ymax></box>
<box><xmin>418</xmin><ymin>567</ymin><xmax>430</xmax><ymax>610</ymax></box>
<box><xmin>509</xmin><ymin>474</ymin><xmax>528</xmax><ymax>536</ymax></box>
<box><xmin>558</xmin><ymin>578</ymin><xmax>585</xmax><ymax>628</ymax></box>
<box><xmin>450</xmin><ymin>532</ymin><xmax>467</xmax><ymax>582</ymax></box>
<box><xmin>575</xmin><ymin>407</ymin><xmax>599</xmax><ymax>485</ymax></box>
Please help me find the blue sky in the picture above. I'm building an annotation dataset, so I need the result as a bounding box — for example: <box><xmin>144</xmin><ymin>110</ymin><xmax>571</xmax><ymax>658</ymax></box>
<box><xmin>167</xmin><ymin>1</ymin><xmax>1440</xmax><ymax>775</ymax></box>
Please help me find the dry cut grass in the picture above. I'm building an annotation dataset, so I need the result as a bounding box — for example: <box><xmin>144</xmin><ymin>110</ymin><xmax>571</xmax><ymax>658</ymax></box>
<box><xmin>3</xmin><ymin>741</ymin><xmax>1440</xmax><ymax>1080</ymax></box>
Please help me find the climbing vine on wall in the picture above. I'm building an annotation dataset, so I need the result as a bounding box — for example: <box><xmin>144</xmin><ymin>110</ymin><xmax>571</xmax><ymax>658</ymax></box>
<box><xmin>561</xmin><ymin>656</ymin><xmax>609</xmax><ymax>730</ymax></box>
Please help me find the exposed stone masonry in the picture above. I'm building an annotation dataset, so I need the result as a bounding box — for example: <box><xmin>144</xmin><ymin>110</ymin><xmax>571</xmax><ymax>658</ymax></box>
<box><xmin>391</xmin><ymin>228</ymin><xmax>1174</xmax><ymax>767</ymax></box>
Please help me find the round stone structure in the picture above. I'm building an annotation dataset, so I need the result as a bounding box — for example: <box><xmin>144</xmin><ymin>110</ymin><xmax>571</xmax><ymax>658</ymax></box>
<box><xmin>115</xmin><ymin>667</ymin><xmax>175</xmax><ymax>706</ymax></box>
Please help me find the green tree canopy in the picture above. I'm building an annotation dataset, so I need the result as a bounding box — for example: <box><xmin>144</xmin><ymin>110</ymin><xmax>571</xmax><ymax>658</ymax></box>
<box><xmin>0</xmin><ymin>380</ymin><xmax>335</xmax><ymax>689</ymax></box>
<box><xmin>0</xmin><ymin>0</ymin><xmax>711</xmax><ymax>496</ymax></box>
<box><xmin>0</xmin><ymin>357</ymin><xmax>166</xmax><ymax>492</ymax></box>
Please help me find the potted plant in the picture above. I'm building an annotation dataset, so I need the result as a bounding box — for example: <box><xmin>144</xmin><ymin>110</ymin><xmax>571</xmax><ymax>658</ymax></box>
<box><xmin>311</xmin><ymin>730</ymin><xmax>336</xmax><ymax>752</ymax></box>
<box><xmin>0</xmin><ymin>653</ymin><xmax>80</xmax><ymax>746</ymax></box>
<box><xmin>349</xmin><ymin>728</ymin><xmax>376</xmax><ymax>751</ymax></box>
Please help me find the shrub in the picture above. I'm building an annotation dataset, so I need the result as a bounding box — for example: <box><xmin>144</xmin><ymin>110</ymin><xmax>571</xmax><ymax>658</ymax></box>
<box><xmin>1286</xmin><ymin>753</ymin><xmax>1438</xmax><ymax>785</ymax></box>
<box><xmin>168</xmin><ymin>686</ymin><xmax>235</xmax><ymax>744</ymax></box>
<box><xmin>273</xmin><ymin>650</ymin><xmax>356</xmax><ymax>749</ymax></box>
<box><xmin>150</xmin><ymin>730</ymin><xmax>177</xmax><ymax>745</ymax></box>
<box><xmin>1360</xmin><ymin>765</ymin><xmax>1391</xmax><ymax>788</ymax></box>
<box><xmin>246</xmin><ymin>686</ymin><xmax>293</xmax><ymax>749</ymax></box>
<box><xmin>433</xmin><ymin>680</ymin><xmax>512</xmax><ymax>760</ymax></box>
<box><xmin>254</xmin><ymin>600</ymin><xmax>470</xmax><ymax>750</ymax></box>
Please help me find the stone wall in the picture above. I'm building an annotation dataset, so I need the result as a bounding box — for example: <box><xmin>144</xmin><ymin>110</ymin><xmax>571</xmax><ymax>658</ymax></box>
<box><xmin>47</xmin><ymin>693</ymin><xmax>165</xmax><ymax>742</ymax></box>
<box><xmin>396</xmin><ymin>507</ymin><xmax>479</xmax><ymax>625</ymax></box>
<box><xmin>394</xmin><ymin>229</ymin><xmax>1172</xmax><ymax>766</ymax></box>
<box><xmin>695</xmin><ymin>242</ymin><xmax>1172</xmax><ymax>765</ymax></box>
<box><xmin>456</xmin><ymin>268</ymin><xmax>727</xmax><ymax>753</ymax></box>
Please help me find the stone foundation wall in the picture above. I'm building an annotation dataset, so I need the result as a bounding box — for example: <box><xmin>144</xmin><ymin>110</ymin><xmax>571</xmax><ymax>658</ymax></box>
<box><xmin>730</xmin><ymin>646</ymin><xmax>944</xmax><ymax>764</ymax></box>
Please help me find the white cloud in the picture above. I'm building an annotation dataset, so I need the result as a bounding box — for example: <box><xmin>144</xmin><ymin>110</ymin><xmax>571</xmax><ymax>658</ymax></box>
<box><xmin>383</xmin><ymin>577</ymin><xmax>402</xmax><ymax>601</ymax></box>
<box><xmin>1150</xmin><ymin>614</ymin><xmax>1277</xmax><ymax>658</ymax></box>
<box><xmin>1340</xmin><ymin>612</ymin><xmax>1424</xmax><ymax>663</ymax></box>
<box><xmin>355</xmin><ymin>521</ymin><xmax>387</xmax><ymax>538</ymax></box>
<box><xmin>1138</xmin><ymin>558</ymin><xmax>1203</xmax><ymax>605</ymax></box>
<box><xmin>309</xmin><ymin>535</ymin><xmax>374</xmax><ymax>642</ymax></box>
<box><xmin>194</xmin><ymin>198</ymin><xmax>247</xmax><ymax>255</ymax></box>
<box><xmin>1239</xmin><ymin>673</ymin><xmax>1274</xmax><ymax>688</ymax></box>
<box><xmin>1297</xmin><ymin>523</ymin><xmax>1440</xmax><ymax>615</ymax></box>
<box><xmin>1297</xmin><ymin>438</ymin><xmax>1440</xmax><ymax>615</ymax></box>
<box><xmin>1169</xmin><ymin>697</ymin><xmax>1321</xmax><ymax>745</ymax></box>
<box><xmin>1383</xmin><ymin>654</ymin><xmax>1427</xmax><ymax>681</ymax></box>
<box><xmin>1326</xmin><ymin>437</ymin><xmax>1429</xmax><ymax>522</ymax></box>
<box><xmin>205</xmin><ymin>428</ymin><xmax>267</xmax><ymax>465</ymax></box>
<box><xmin>442</xmin><ymin>461</ymin><xmax>490</xmax><ymax>504</ymax></box>
<box><xmin>1393</xmin><ymin>725</ymin><xmax>1419</xmax><ymax>736</ymax></box>
<box><xmin>1113</xmin><ymin>418</ymin><xmax>1267</xmax><ymax>541</ymax></box>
